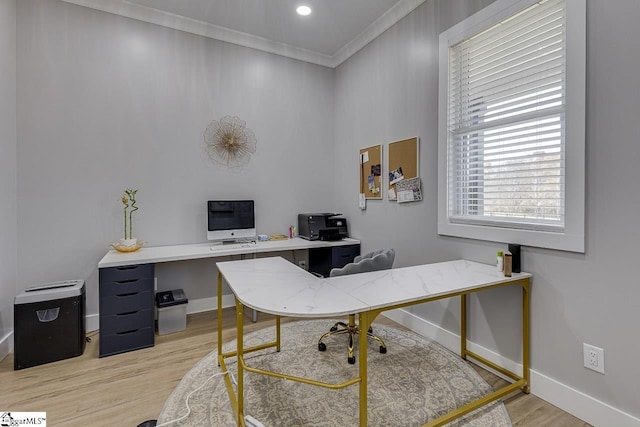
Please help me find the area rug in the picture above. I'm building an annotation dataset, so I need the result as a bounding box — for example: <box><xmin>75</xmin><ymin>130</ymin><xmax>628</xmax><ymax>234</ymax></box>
<box><xmin>157</xmin><ymin>320</ymin><xmax>511</xmax><ymax>426</ymax></box>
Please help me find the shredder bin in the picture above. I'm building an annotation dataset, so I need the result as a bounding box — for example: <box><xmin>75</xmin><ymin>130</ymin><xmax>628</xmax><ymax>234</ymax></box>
<box><xmin>14</xmin><ymin>279</ymin><xmax>86</xmax><ymax>370</ymax></box>
<box><xmin>155</xmin><ymin>289</ymin><xmax>188</xmax><ymax>335</ymax></box>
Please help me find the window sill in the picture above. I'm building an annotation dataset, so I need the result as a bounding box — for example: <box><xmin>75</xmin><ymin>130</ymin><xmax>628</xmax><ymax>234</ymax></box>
<box><xmin>437</xmin><ymin>219</ymin><xmax>585</xmax><ymax>253</ymax></box>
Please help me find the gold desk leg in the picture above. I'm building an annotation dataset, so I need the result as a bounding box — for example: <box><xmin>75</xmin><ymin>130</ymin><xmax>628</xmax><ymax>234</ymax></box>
<box><xmin>218</xmin><ymin>273</ymin><xmax>223</xmax><ymax>364</ymax></box>
<box><xmin>522</xmin><ymin>278</ymin><xmax>531</xmax><ymax>393</ymax></box>
<box><xmin>460</xmin><ymin>293</ymin><xmax>467</xmax><ymax>360</ymax></box>
<box><xmin>358</xmin><ymin>311</ymin><xmax>371</xmax><ymax>427</ymax></box>
<box><xmin>276</xmin><ymin>315</ymin><xmax>281</xmax><ymax>352</ymax></box>
<box><xmin>236</xmin><ymin>299</ymin><xmax>245</xmax><ymax>426</ymax></box>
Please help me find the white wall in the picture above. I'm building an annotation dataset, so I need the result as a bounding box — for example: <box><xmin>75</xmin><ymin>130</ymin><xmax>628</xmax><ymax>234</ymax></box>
<box><xmin>335</xmin><ymin>0</ymin><xmax>640</xmax><ymax>423</ymax></box>
<box><xmin>16</xmin><ymin>0</ymin><xmax>335</xmax><ymax>316</ymax></box>
<box><xmin>0</xmin><ymin>0</ymin><xmax>17</xmax><ymax>361</ymax></box>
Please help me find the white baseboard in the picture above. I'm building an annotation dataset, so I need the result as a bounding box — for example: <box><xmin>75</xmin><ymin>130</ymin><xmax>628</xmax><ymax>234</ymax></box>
<box><xmin>185</xmin><ymin>295</ymin><xmax>236</xmax><ymax>315</ymax></box>
<box><xmin>0</xmin><ymin>330</ymin><xmax>12</xmax><ymax>362</ymax></box>
<box><xmin>85</xmin><ymin>294</ymin><xmax>238</xmax><ymax>333</ymax></box>
<box><xmin>382</xmin><ymin>308</ymin><xmax>640</xmax><ymax>427</ymax></box>
<box><xmin>86</xmin><ymin>313</ymin><xmax>99</xmax><ymax>332</ymax></box>
<box><xmin>530</xmin><ymin>370</ymin><xmax>640</xmax><ymax>427</ymax></box>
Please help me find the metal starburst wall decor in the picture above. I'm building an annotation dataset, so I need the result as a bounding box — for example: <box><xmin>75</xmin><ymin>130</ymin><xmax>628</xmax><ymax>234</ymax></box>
<box><xmin>203</xmin><ymin>115</ymin><xmax>257</xmax><ymax>168</ymax></box>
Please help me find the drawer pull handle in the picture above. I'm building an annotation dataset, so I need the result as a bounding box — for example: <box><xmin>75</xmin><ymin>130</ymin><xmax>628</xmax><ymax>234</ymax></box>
<box><xmin>116</xmin><ymin>311</ymin><xmax>139</xmax><ymax>316</ymax></box>
<box><xmin>116</xmin><ymin>292</ymin><xmax>139</xmax><ymax>297</ymax></box>
<box><xmin>116</xmin><ymin>266</ymin><xmax>139</xmax><ymax>271</ymax></box>
<box><xmin>115</xmin><ymin>279</ymin><xmax>139</xmax><ymax>284</ymax></box>
<box><xmin>116</xmin><ymin>329</ymin><xmax>139</xmax><ymax>335</ymax></box>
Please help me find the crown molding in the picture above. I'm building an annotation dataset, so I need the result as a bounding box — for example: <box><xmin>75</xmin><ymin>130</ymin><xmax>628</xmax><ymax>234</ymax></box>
<box><xmin>58</xmin><ymin>0</ymin><xmax>426</xmax><ymax>68</ymax></box>
<box><xmin>332</xmin><ymin>0</ymin><xmax>426</xmax><ymax>67</ymax></box>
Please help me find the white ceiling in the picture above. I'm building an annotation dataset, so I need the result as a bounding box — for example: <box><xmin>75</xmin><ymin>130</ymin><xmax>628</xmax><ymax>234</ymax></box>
<box><xmin>60</xmin><ymin>0</ymin><xmax>426</xmax><ymax>67</ymax></box>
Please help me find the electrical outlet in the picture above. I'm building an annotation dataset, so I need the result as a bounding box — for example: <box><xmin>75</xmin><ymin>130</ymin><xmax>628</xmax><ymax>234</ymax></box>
<box><xmin>298</xmin><ymin>260</ymin><xmax>307</xmax><ymax>270</ymax></box>
<box><xmin>583</xmin><ymin>343</ymin><xmax>605</xmax><ymax>374</ymax></box>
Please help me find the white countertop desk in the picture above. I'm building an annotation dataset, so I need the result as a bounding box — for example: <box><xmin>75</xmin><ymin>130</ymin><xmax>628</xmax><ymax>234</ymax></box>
<box><xmin>216</xmin><ymin>257</ymin><xmax>532</xmax><ymax>427</ymax></box>
<box><xmin>98</xmin><ymin>237</ymin><xmax>361</xmax><ymax>268</ymax></box>
<box><xmin>98</xmin><ymin>237</ymin><xmax>360</xmax><ymax>322</ymax></box>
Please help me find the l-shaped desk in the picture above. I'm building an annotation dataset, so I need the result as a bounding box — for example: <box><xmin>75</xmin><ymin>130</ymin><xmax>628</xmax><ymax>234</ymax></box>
<box><xmin>216</xmin><ymin>256</ymin><xmax>531</xmax><ymax>427</ymax></box>
<box><xmin>97</xmin><ymin>237</ymin><xmax>360</xmax><ymax>357</ymax></box>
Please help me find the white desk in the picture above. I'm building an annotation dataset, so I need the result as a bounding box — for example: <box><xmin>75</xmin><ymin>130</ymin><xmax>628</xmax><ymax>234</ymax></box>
<box><xmin>217</xmin><ymin>257</ymin><xmax>532</xmax><ymax>427</ymax></box>
<box><xmin>98</xmin><ymin>237</ymin><xmax>361</xmax><ymax>268</ymax></box>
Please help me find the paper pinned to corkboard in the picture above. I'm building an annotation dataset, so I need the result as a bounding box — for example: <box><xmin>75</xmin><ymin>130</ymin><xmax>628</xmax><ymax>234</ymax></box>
<box><xmin>396</xmin><ymin>177</ymin><xmax>422</xmax><ymax>203</ymax></box>
<box><xmin>388</xmin><ymin>137</ymin><xmax>419</xmax><ymax>201</ymax></box>
<box><xmin>359</xmin><ymin>144</ymin><xmax>382</xmax><ymax>200</ymax></box>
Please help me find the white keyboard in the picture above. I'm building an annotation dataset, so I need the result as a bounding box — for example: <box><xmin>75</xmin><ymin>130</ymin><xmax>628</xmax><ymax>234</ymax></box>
<box><xmin>209</xmin><ymin>242</ymin><xmax>257</xmax><ymax>251</ymax></box>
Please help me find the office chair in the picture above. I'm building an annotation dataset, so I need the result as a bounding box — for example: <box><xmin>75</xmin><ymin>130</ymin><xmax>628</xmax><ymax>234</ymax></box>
<box><xmin>317</xmin><ymin>248</ymin><xmax>395</xmax><ymax>364</ymax></box>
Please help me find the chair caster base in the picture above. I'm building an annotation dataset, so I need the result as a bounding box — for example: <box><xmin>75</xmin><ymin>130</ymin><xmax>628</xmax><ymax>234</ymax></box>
<box><xmin>380</xmin><ymin>346</ymin><xmax>387</xmax><ymax>354</ymax></box>
<box><xmin>329</xmin><ymin>326</ymin><xmax>338</xmax><ymax>332</ymax></box>
<box><xmin>348</xmin><ymin>356</ymin><xmax>356</xmax><ymax>364</ymax></box>
<box><xmin>318</xmin><ymin>342</ymin><xmax>327</xmax><ymax>352</ymax></box>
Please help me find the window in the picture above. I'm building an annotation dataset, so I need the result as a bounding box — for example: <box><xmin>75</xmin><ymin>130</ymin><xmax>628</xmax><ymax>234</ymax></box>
<box><xmin>437</xmin><ymin>0</ymin><xmax>585</xmax><ymax>252</ymax></box>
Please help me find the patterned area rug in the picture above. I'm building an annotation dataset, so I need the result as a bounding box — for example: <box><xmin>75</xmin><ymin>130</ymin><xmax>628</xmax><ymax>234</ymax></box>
<box><xmin>157</xmin><ymin>320</ymin><xmax>512</xmax><ymax>426</ymax></box>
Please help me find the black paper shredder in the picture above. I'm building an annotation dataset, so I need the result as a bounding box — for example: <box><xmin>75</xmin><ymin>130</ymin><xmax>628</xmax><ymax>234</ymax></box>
<box><xmin>14</xmin><ymin>279</ymin><xmax>86</xmax><ymax>370</ymax></box>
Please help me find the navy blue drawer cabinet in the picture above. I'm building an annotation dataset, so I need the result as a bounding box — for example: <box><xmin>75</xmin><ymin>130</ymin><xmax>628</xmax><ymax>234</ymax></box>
<box><xmin>308</xmin><ymin>244</ymin><xmax>360</xmax><ymax>278</ymax></box>
<box><xmin>99</xmin><ymin>264</ymin><xmax>154</xmax><ymax>357</ymax></box>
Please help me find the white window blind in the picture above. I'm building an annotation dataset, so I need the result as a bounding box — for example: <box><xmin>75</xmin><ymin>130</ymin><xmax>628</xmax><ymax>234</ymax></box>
<box><xmin>447</xmin><ymin>0</ymin><xmax>566</xmax><ymax>231</ymax></box>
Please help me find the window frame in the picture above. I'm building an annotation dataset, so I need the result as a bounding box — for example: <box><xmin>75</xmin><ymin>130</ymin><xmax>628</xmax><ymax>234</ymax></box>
<box><xmin>437</xmin><ymin>0</ymin><xmax>586</xmax><ymax>253</ymax></box>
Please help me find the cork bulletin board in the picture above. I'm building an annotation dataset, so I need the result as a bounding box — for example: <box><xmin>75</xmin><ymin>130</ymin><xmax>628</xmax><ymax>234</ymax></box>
<box><xmin>387</xmin><ymin>137</ymin><xmax>419</xmax><ymax>200</ymax></box>
<box><xmin>359</xmin><ymin>144</ymin><xmax>382</xmax><ymax>199</ymax></box>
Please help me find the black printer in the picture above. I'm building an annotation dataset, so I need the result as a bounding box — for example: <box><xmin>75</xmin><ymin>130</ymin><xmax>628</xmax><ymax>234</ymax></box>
<box><xmin>298</xmin><ymin>213</ymin><xmax>349</xmax><ymax>241</ymax></box>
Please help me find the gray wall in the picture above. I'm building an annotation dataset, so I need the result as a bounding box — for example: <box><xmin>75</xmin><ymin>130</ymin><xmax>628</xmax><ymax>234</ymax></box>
<box><xmin>16</xmin><ymin>0</ymin><xmax>335</xmax><ymax>314</ymax></box>
<box><xmin>334</xmin><ymin>0</ymin><xmax>640</xmax><ymax>419</ymax></box>
<box><xmin>0</xmin><ymin>0</ymin><xmax>17</xmax><ymax>358</ymax></box>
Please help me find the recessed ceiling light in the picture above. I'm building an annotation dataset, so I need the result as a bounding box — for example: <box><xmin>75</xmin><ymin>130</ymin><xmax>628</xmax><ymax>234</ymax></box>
<box><xmin>296</xmin><ymin>5</ymin><xmax>312</xmax><ymax>16</ymax></box>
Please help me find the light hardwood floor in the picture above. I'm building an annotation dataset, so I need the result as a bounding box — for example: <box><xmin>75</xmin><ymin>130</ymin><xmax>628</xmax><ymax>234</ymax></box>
<box><xmin>0</xmin><ymin>309</ymin><xmax>590</xmax><ymax>426</ymax></box>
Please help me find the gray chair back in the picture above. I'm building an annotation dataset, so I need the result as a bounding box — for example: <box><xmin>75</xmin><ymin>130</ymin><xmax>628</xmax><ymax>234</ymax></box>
<box><xmin>329</xmin><ymin>249</ymin><xmax>395</xmax><ymax>277</ymax></box>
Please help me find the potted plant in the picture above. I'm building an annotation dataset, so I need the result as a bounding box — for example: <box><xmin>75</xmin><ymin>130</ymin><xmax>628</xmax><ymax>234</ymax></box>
<box><xmin>120</xmin><ymin>188</ymin><xmax>139</xmax><ymax>247</ymax></box>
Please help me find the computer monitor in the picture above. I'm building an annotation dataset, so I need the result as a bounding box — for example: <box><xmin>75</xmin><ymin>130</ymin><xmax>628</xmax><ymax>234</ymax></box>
<box><xmin>207</xmin><ymin>200</ymin><xmax>256</xmax><ymax>242</ymax></box>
